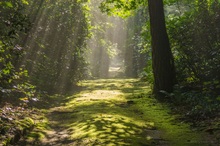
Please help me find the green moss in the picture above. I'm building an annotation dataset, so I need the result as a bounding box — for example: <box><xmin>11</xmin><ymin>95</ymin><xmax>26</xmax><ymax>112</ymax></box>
<box><xmin>22</xmin><ymin>116</ymin><xmax>49</xmax><ymax>143</ymax></box>
<box><xmin>71</xmin><ymin>79</ymin><xmax>208</xmax><ymax>145</ymax></box>
<box><xmin>15</xmin><ymin>117</ymin><xmax>34</xmax><ymax>130</ymax></box>
<box><xmin>136</xmin><ymin>96</ymin><xmax>204</xmax><ymax>145</ymax></box>
<box><xmin>29</xmin><ymin>79</ymin><xmax>210</xmax><ymax>145</ymax></box>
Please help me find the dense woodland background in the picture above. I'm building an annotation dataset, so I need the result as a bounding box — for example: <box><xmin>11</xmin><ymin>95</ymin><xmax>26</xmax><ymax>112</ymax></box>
<box><xmin>1</xmin><ymin>0</ymin><xmax>220</xmax><ymax>135</ymax></box>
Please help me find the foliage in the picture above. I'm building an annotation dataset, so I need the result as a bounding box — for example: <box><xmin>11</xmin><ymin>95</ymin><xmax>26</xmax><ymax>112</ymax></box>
<box><xmin>140</xmin><ymin>59</ymin><xmax>154</xmax><ymax>84</ymax></box>
<box><xmin>0</xmin><ymin>0</ymin><xmax>34</xmax><ymax>101</ymax></box>
<box><xmin>18</xmin><ymin>0</ymin><xmax>90</xmax><ymax>93</ymax></box>
<box><xmin>101</xmin><ymin>0</ymin><xmax>177</xmax><ymax>94</ymax></box>
<box><xmin>88</xmin><ymin>0</ymin><xmax>124</xmax><ymax>78</ymax></box>
<box><xmin>89</xmin><ymin>37</ymin><xmax>117</xmax><ymax>78</ymax></box>
<box><xmin>0</xmin><ymin>103</ymin><xmax>42</xmax><ymax>145</ymax></box>
<box><xmin>0</xmin><ymin>0</ymin><xmax>30</xmax><ymax>39</ymax></box>
<box><xmin>171</xmin><ymin>86</ymin><xmax>220</xmax><ymax>121</ymax></box>
<box><xmin>99</xmin><ymin>1</ymin><xmax>150</xmax><ymax>78</ymax></box>
<box><xmin>124</xmin><ymin>7</ymin><xmax>150</xmax><ymax>78</ymax></box>
<box><xmin>162</xmin><ymin>0</ymin><xmax>220</xmax><ymax>130</ymax></box>
<box><xmin>99</xmin><ymin>0</ymin><xmax>145</xmax><ymax>18</ymax></box>
<box><xmin>168</xmin><ymin>0</ymin><xmax>220</xmax><ymax>93</ymax></box>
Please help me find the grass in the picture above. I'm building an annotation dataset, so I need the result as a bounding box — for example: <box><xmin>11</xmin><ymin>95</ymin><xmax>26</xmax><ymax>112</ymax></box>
<box><xmin>21</xmin><ymin>79</ymin><xmax>214</xmax><ymax>145</ymax></box>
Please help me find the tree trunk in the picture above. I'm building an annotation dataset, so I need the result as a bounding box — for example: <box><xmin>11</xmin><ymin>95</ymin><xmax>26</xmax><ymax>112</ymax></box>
<box><xmin>148</xmin><ymin>0</ymin><xmax>176</xmax><ymax>95</ymax></box>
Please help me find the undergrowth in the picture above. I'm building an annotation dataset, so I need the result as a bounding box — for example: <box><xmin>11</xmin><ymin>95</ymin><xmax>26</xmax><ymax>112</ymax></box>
<box><xmin>160</xmin><ymin>85</ymin><xmax>220</xmax><ymax>143</ymax></box>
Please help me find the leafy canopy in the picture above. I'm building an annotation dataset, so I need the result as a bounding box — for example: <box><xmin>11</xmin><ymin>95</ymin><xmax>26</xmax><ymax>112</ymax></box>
<box><xmin>100</xmin><ymin>0</ymin><xmax>146</xmax><ymax>17</ymax></box>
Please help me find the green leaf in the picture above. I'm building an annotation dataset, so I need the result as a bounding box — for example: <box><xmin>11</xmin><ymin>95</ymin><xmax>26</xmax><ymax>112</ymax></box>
<box><xmin>8</xmin><ymin>79</ymin><xmax>12</xmax><ymax>83</ymax></box>
<box><xmin>216</xmin><ymin>96</ymin><xmax>220</xmax><ymax>101</ymax></box>
<box><xmin>5</xmin><ymin>2</ymin><xmax>13</xmax><ymax>8</ymax></box>
<box><xmin>203</xmin><ymin>81</ymin><xmax>211</xmax><ymax>85</ymax></box>
<box><xmin>3</xmin><ymin>69</ymin><xmax>10</xmax><ymax>75</ymax></box>
<box><xmin>21</xmin><ymin>0</ymin><xmax>29</xmax><ymax>5</ymax></box>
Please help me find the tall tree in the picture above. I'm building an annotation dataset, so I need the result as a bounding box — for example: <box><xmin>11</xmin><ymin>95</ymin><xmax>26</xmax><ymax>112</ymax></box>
<box><xmin>100</xmin><ymin>0</ymin><xmax>177</xmax><ymax>95</ymax></box>
<box><xmin>124</xmin><ymin>8</ymin><xmax>148</xmax><ymax>78</ymax></box>
<box><xmin>148</xmin><ymin>0</ymin><xmax>176</xmax><ymax>95</ymax></box>
<box><xmin>18</xmin><ymin>0</ymin><xmax>90</xmax><ymax>93</ymax></box>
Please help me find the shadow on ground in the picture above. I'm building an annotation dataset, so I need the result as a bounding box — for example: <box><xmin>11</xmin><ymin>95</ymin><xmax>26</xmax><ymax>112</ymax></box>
<box><xmin>18</xmin><ymin>79</ymin><xmax>214</xmax><ymax>146</ymax></box>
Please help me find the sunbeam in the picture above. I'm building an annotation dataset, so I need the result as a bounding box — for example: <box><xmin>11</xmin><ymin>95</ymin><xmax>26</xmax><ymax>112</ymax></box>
<box><xmin>1</xmin><ymin>0</ymin><xmax>220</xmax><ymax>145</ymax></box>
<box><xmin>16</xmin><ymin>0</ymin><xmax>90</xmax><ymax>93</ymax></box>
<box><xmin>87</xmin><ymin>0</ymin><xmax>127</xmax><ymax>79</ymax></box>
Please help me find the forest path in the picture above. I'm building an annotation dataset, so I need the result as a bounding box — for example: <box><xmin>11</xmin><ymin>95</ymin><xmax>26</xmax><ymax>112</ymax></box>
<box><xmin>19</xmin><ymin>79</ymin><xmax>211</xmax><ymax>146</ymax></box>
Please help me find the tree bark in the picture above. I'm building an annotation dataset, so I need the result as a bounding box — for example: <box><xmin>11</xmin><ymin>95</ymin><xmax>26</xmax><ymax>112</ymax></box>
<box><xmin>148</xmin><ymin>0</ymin><xmax>176</xmax><ymax>95</ymax></box>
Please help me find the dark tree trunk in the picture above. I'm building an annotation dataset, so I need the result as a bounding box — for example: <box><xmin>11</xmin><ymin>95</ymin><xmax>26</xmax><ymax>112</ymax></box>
<box><xmin>148</xmin><ymin>0</ymin><xmax>176</xmax><ymax>95</ymax></box>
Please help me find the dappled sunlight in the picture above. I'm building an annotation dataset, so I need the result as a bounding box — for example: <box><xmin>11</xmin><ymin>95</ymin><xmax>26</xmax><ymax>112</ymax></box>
<box><xmin>2</xmin><ymin>0</ymin><xmax>219</xmax><ymax>145</ymax></box>
<box><xmin>75</xmin><ymin>90</ymin><xmax>123</xmax><ymax>101</ymax></box>
<box><xmin>21</xmin><ymin>79</ymin><xmax>211</xmax><ymax>145</ymax></box>
<box><xmin>78</xmin><ymin>79</ymin><xmax>150</xmax><ymax>92</ymax></box>
<box><xmin>134</xmin><ymin>96</ymin><xmax>206</xmax><ymax>145</ymax></box>
<box><xmin>64</xmin><ymin>89</ymin><xmax>125</xmax><ymax>111</ymax></box>
<box><xmin>39</xmin><ymin>79</ymin><xmax>166</xmax><ymax>145</ymax></box>
<box><xmin>68</xmin><ymin>113</ymin><xmax>156</xmax><ymax>145</ymax></box>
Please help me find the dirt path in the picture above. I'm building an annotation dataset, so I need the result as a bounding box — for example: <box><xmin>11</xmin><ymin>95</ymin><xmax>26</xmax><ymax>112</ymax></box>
<box><xmin>18</xmin><ymin>79</ymin><xmax>214</xmax><ymax>146</ymax></box>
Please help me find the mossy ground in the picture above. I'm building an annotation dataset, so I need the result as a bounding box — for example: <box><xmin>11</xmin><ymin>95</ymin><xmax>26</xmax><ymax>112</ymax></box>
<box><xmin>18</xmin><ymin>79</ymin><xmax>215</xmax><ymax>146</ymax></box>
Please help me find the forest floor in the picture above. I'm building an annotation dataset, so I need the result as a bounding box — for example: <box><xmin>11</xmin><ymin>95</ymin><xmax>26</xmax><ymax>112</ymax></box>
<box><xmin>1</xmin><ymin>79</ymin><xmax>218</xmax><ymax>145</ymax></box>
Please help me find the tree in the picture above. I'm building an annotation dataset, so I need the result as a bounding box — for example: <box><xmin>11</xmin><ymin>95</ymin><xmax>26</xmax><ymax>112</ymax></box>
<box><xmin>18</xmin><ymin>0</ymin><xmax>90</xmax><ymax>93</ymax></box>
<box><xmin>100</xmin><ymin>0</ymin><xmax>176</xmax><ymax>95</ymax></box>
<box><xmin>124</xmin><ymin>8</ymin><xmax>149</xmax><ymax>78</ymax></box>
<box><xmin>0</xmin><ymin>0</ymin><xmax>32</xmax><ymax>102</ymax></box>
<box><xmin>168</xmin><ymin>0</ymin><xmax>220</xmax><ymax>91</ymax></box>
<box><xmin>88</xmin><ymin>0</ymin><xmax>126</xmax><ymax>79</ymax></box>
<box><xmin>148</xmin><ymin>0</ymin><xmax>176</xmax><ymax>95</ymax></box>
<box><xmin>87</xmin><ymin>5</ymin><xmax>113</xmax><ymax>78</ymax></box>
